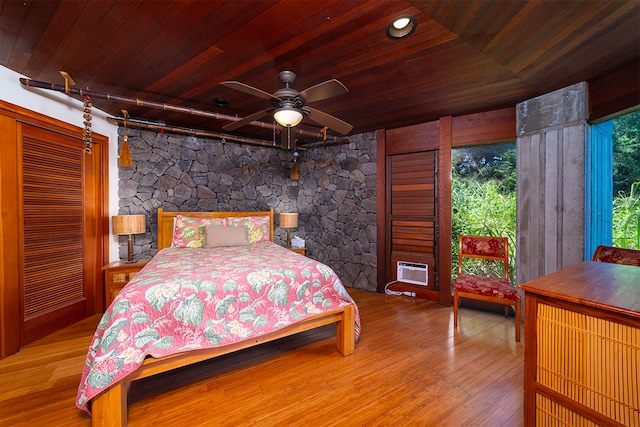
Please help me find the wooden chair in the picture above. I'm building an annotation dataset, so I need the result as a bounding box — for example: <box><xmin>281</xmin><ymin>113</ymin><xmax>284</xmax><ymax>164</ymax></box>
<box><xmin>592</xmin><ymin>245</ymin><xmax>640</xmax><ymax>266</ymax></box>
<box><xmin>453</xmin><ymin>235</ymin><xmax>521</xmax><ymax>342</ymax></box>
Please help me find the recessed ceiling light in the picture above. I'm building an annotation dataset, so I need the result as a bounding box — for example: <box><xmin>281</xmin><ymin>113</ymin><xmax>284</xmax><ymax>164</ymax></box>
<box><xmin>213</xmin><ymin>97</ymin><xmax>230</xmax><ymax>107</ymax></box>
<box><xmin>386</xmin><ymin>15</ymin><xmax>417</xmax><ymax>39</ymax></box>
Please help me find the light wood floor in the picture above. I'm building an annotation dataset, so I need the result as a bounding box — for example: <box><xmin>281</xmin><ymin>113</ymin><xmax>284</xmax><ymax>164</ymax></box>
<box><xmin>0</xmin><ymin>289</ymin><xmax>524</xmax><ymax>426</ymax></box>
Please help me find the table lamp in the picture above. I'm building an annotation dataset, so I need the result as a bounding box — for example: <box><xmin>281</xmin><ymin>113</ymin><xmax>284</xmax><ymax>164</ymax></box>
<box><xmin>279</xmin><ymin>213</ymin><xmax>298</xmax><ymax>248</ymax></box>
<box><xmin>112</xmin><ymin>214</ymin><xmax>146</xmax><ymax>262</ymax></box>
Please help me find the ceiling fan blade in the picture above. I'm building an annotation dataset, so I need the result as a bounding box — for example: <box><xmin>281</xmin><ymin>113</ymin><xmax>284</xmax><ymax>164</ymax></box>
<box><xmin>220</xmin><ymin>81</ymin><xmax>277</xmax><ymax>101</ymax></box>
<box><xmin>222</xmin><ymin>109</ymin><xmax>270</xmax><ymax>131</ymax></box>
<box><xmin>299</xmin><ymin>79</ymin><xmax>348</xmax><ymax>104</ymax></box>
<box><xmin>305</xmin><ymin>107</ymin><xmax>353</xmax><ymax>135</ymax></box>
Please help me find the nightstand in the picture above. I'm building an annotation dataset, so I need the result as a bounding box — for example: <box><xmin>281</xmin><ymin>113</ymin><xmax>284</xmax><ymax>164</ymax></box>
<box><xmin>288</xmin><ymin>247</ymin><xmax>307</xmax><ymax>256</ymax></box>
<box><xmin>102</xmin><ymin>259</ymin><xmax>150</xmax><ymax>307</ymax></box>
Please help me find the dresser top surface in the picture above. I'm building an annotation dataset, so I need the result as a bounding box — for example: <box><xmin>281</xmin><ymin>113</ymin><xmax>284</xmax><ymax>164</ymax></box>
<box><xmin>519</xmin><ymin>261</ymin><xmax>640</xmax><ymax>316</ymax></box>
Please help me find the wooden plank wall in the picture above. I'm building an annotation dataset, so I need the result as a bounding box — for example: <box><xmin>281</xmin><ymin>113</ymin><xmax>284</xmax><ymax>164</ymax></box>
<box><xmin>516</xmin><ymin>83</ymin><xmax>587</xmax><ymax>285</ymax></box>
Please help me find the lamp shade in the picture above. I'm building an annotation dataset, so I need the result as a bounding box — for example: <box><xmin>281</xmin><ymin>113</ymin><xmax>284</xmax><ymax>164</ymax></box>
<box><xmin>112</xmin><ymin>215</ymin><xmax>146</xmax><ymax>235</ymax></box>
<box><xmin>279</xmin><ymin>213</ymin><xmax>298</xmax><ymax>229</ymax></box>
<box><xmin>273</xmin><ymin>108</ymin><xmax>303</xmax><ymax>127</ymax></box>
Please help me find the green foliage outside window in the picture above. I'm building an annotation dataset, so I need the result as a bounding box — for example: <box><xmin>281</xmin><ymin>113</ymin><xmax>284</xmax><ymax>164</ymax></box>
<box><xmin>613</xmin><ymin>111</ymin><xmax>640</xmax><ymax>249</ymax></box>
<box><xmin>452</xmin><ymin>143</ymin><xmax>517</xmax><ymax>285</ymax></box>
<box><xmin>612</xmin><ymin>181</ymin><xmax>640</xmax><ymax>249</ymax></box>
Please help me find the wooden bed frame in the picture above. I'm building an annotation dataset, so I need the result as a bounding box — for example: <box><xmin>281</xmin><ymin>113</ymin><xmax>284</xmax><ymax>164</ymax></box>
<box><xmin>90</xmin><ymin>209</ymin><xmax>356</xmax><ymax>426</ymax></box>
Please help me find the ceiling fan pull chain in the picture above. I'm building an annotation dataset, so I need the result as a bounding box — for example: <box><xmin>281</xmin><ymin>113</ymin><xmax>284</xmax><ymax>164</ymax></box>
<box><xmin>273</xmin><ymin>122</ymin><xmax>277</xmax><ymax>146</ymax></box>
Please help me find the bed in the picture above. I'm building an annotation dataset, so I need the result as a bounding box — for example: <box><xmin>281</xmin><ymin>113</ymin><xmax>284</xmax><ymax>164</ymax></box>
<box><xmin>77</xmin><ymin>209</ymin><xmax>360</xmax><ymax>426</ymax></box>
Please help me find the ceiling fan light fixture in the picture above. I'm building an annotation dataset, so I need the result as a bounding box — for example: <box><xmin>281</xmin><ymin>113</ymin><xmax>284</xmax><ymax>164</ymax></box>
<box><xmin>273</xmin><ymin>106</ymin><xmax>303</xmax><ymax>127</ymax></box>
<box><xmin>386</xmin><ymin>15</ymin><xmax>417</xmax><ymax>39</ymax></box>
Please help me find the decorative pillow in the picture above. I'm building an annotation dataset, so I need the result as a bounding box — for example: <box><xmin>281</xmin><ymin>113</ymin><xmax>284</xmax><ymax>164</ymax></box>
<box><xmin>226</xmin><ymin>216</ymin><xmax>270</xmax><ymax>243</ymax></box>
<box><xmin>205</xmin><ymin>225</ymin><xmax>250</xmax><ymax>247</ymax></box>
<box><xmin>171</xmin><ymin>215</ymin><xmax>226</xmax><ymax>248</ymax></box>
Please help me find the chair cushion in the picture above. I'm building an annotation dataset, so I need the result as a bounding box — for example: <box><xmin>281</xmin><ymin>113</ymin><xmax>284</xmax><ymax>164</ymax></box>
<box><xmin>454</xmin><ymin>274</ymin><xmax>520</xmax><ymax>301</ymax></box>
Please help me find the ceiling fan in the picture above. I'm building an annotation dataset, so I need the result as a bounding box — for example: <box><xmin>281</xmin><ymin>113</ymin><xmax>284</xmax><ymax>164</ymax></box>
<box><xmin>221</xmin><ymin>71</ymin><xmax>353</xmax><ymax>136</ymax></box>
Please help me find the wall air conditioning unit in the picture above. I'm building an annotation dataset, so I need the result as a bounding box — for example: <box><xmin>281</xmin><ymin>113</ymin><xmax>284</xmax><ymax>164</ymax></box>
<box><xmin>397</xmin><ymin>261</ymin><xmax>429</xmax><ymax>286</ymax></box>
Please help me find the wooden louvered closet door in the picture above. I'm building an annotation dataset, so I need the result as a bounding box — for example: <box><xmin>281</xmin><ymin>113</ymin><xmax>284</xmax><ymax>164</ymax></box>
<box><xmin>20</xmin><ymin>124</ymin><xmax>91</xmax><ymax>344</ymax></box>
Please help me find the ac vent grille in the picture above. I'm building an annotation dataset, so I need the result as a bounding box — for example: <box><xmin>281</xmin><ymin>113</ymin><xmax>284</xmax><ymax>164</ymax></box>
<box><xmin>397</xmin><ymin>261</ymin><xmax>428</xmax><ymax>286</ymax></box>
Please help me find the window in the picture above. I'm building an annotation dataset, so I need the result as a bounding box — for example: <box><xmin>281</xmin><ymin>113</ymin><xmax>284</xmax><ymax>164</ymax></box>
<box><xmin>612</xmin><ymin>111</ymin><xmax>640</xmax><ymax>249</ymax></box>
<box><xmin>451</xmin><ymin>142</ymin><xmax>517</xmax><ymax>283</ymax></box>
<box><xmin>586</xmin><ymin>110</ymin><xmax>640</xmax><ymax>254</ymax></box>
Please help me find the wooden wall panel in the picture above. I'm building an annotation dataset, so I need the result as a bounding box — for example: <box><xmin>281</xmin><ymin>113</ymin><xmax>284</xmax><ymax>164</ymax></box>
<box><xmin>385</xmin><ymin>121</ymin><xmax>439</xmax><ymax>155</ymax></box>
<box><xmin>437</xmin><ymin>116</ymin><xmax>452</xmax><ymax>305</ymax></box>
<box><xmin>452</xmin><ymin>107</ymin><xmax>516</xmax><ymax>147</ymax></box>
<box><xmin>589</xmin><ymin>58</ymin><xmax>640</xmax><ymax>122</ymax></box>
<box><xmin>0</xmin><ymin>115</ymin><xmax>20</xmax><ymax>358</ymax></box>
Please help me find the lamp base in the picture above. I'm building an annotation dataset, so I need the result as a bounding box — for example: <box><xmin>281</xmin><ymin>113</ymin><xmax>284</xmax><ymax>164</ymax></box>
<box><xmin>127</xmin><ymin>235</ymin><xmax>134</xmax><ymax>262</ymax></box>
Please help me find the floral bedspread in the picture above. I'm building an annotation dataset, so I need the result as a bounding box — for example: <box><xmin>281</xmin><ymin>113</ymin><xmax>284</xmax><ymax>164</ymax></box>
<box><xmin>76</xmin><ymin>242</ymin><xmax>360</xmax><ymax>412</ymax></box>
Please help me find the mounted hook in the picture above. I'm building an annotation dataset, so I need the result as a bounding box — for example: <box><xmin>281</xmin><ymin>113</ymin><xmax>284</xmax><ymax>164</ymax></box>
<box><xmin>59</xmin><ymin>71</ymin><xmax>76</xmax><ymax>95</ymax></box>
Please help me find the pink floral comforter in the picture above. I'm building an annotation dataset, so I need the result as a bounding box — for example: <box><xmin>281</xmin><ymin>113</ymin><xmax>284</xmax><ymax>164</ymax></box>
<box><xmin>76</xmin><ymin>242</ymin><xmax>360</xmax><ymax>412</ymax></box>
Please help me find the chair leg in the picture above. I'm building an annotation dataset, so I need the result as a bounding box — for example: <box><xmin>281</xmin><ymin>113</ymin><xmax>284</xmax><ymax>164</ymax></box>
<box><xmin>453</xmin><ymin>290</ymin><xmax>459</xmax><ymax>327</ymax></box>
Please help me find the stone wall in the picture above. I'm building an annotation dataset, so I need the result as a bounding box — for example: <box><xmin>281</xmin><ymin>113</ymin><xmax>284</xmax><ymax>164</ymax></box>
<box><xmin>117</xmin><ymin>129</ymin><xmax>378</xmax><ymax>291</ymax></box>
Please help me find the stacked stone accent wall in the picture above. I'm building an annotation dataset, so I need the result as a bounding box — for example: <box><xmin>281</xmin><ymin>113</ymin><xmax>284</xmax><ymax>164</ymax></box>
<box><xmin>117</xmin><ymin>129</ymin><xmax>377</xmax><ymax>291</ymax></box>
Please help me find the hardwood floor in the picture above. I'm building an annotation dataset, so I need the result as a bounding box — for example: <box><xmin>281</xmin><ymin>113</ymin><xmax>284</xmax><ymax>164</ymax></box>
<box><xmin>0</xmin><ymin>289</ymin><xmax>524</xmax><ymax>426</ymax></box>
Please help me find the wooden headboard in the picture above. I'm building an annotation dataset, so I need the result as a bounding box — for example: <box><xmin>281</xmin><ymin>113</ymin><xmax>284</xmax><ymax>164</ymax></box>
<box><xmin>157</xmin><ymin>208</ymin><xmax>275</xmax><ymax>250</ymax></box>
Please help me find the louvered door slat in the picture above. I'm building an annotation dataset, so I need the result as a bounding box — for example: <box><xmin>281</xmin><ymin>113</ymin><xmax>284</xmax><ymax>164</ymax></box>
<box><xmin>389</xmin><ymin>152</ymin><xmax>437</xmax><ymax>252</ymax></box>
<box><xmin>22</xmin><ymin>137</ymin><xmax>84</xmax><ymax>319</ymax></box>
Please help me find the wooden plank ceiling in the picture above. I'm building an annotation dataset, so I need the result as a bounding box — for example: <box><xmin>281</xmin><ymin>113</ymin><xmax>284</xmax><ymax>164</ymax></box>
<box><xmin>1</xmin><ymin>0</ymin><xmax>638</xmax><ymax>145</ymax></box>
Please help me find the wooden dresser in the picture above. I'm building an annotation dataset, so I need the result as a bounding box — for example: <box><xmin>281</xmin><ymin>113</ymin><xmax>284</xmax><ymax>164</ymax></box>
<box><xmin>519</xmin><ymin>261</ymin><xmax>640</xmax><ymax>426</ymax></box>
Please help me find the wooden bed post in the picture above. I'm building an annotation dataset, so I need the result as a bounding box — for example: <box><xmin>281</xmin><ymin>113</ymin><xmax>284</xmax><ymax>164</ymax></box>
<box><xmin>336</xmin><ymin>305</ymin><xmax>355</xmax><ymax>356</ymax></box>
<box><xmin>91</xmin><ymin>380</ymin><xmax>128</xmax><ymax>427</ymax></box>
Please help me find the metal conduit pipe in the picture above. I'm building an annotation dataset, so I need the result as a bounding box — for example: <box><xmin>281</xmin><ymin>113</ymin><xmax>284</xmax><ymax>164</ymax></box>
<box><xmin>106</xmin><ymin>116</ymin><xmax>306</xmax><ymax>150</ymax></box>
<box><xmin>19</xmin><ymin>78</ymin><xmax>351</xmax><ymax>144</ymax></box>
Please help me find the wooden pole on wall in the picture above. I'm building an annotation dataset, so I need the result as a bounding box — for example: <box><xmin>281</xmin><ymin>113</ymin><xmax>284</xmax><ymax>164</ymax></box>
<box><xmin>438</xmin><ymin>116</ymin><xmax>453</xmax><ymax>306</ymax></box>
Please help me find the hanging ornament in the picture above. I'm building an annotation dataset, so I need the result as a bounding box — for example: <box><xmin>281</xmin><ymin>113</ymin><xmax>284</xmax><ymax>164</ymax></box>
<box><xmin>291</xmin><ymin>151</ymin><xmax>299</xmax><ymax>181</ymax></box>
<box><xmin>119</xmin><ymin>110</ymin><xmax>132</xmax><ymax>168</ymax></box>
<box><xmin>83</xmin><ymin>95</ymin><xmax>92</xmax><ymax>153</ymax></box>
